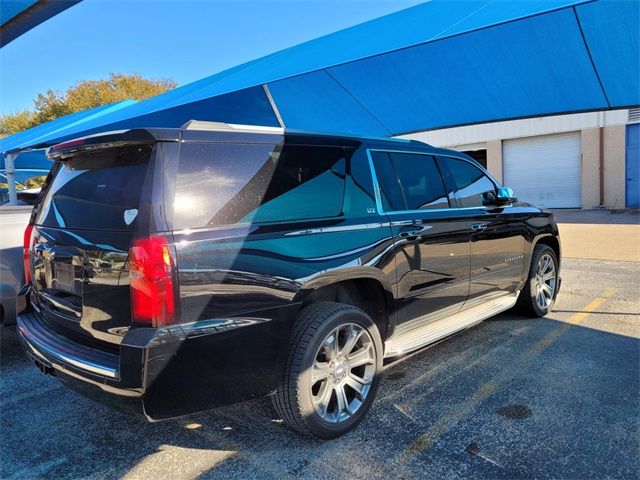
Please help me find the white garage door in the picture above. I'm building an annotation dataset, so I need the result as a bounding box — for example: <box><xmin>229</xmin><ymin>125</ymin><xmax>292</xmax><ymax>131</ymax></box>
<box><xmin>503</xmin><ymin>132</ymin><xmax>581</xmax><ymax>208</ymax></box>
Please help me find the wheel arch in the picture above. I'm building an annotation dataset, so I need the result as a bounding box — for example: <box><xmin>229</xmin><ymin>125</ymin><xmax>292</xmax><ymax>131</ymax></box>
<box><xmin>293</xmin><ymin>271</ymin><xmax>395</xmax><ymax>341</ymax></box>
<box><xmin>533</xmin><ymin>234</ymin><xmax>561</xmax><ymax>269</ymax></box>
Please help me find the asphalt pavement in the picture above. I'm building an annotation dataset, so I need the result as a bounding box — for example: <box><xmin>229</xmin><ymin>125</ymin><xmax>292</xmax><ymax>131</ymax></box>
<box><xmin>1</xmin><ymin>257</ymin><xmax>639</xmax><ymax>480</ymax></box>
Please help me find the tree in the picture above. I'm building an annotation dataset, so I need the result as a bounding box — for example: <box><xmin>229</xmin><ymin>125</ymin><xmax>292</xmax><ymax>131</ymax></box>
<box><xmin>0</xmin><ymin>110</ymin><xmax>36</xmax><ymax>137</ymax></box>
<box><xmin>0</xmin><ymin>73</ymin><xmax>176</xmax><ymax>136</ymax></box>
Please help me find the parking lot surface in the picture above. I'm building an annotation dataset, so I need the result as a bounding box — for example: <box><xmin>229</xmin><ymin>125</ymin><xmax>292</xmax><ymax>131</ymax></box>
<box><xmin>1</xmin><ymin>257</ymin><xmax>639</xmax><ymax>480</ymax></box>
<box><xmin>553</xmin><ymin>209</ymin><xmax>640</xmax><ymax>262</ymax></box>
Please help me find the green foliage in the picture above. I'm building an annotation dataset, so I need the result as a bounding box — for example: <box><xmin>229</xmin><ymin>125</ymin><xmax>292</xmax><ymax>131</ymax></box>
<box><xmin>0</xmin><ymin>73</ymin><xmax>176</xmax><ymax>136</ymax></box>
<box><xmin>0</xmin><ymin>110</ymin><xmax>36</xmax><ymax>137</ymax></box>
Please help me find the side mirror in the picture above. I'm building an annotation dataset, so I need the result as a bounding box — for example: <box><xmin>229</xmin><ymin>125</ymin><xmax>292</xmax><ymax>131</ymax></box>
<box><xmin>496</xmin><ymin>186</ymin><xmax>515</xmax><ymax>203</ymax></box>
<box><xmin>483</xmin><ymin>186</ymin><xmax>515</xmax><ymax>206</ymax></box>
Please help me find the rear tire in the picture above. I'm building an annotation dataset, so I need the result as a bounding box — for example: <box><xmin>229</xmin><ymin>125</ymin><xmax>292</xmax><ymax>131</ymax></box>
<box><xmin>515</xmin><ymin>244</ymin><xmax>559</xmax><ymax>317</ymax></box>
<box><xmin>273</xmin><ymin>301</ymin><xmax>383</xmax><ymax>439</ymax></box>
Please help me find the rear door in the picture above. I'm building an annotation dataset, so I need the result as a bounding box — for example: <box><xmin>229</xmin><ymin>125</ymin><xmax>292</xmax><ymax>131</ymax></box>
<box><xmin>438</xmin><ymin>156</ymin><xmax>526</xmax><ymax>306</ymax></box>
<box><xmin>29</xmin><ymin>144</ymin><xmax>163</xmax><ymax>348</ymax></box>
<box><xmin>369</xmin><ymin>149</ymin><xmax>470</xmax><ymax>333</ymax></box>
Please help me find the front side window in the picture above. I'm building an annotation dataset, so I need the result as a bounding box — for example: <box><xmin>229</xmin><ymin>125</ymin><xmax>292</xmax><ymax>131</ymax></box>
<box><xmin>174</xmin><ymin>143</ymin><xmax>347</xmax><ymax>229</ymax></box>
<box><xmin>389</xmin><ymin>153</ymin><xmax>450</xmax><ymax>210</ymax></box>
<box><xmin>441</xmin><ymin>157</ymin><xmax>496</xmax><ymax>208</ymax></box>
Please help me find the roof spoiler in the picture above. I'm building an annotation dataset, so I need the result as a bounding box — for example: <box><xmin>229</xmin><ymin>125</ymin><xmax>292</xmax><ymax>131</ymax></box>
<box><xmin>47</xmin><ymin>128</ymin><xmax>179</xmax><ymax>160</ymax></box>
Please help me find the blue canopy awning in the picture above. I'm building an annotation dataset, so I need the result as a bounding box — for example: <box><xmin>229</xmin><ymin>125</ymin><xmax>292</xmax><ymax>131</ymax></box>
<box><xmin>1</xmin><ymin>0</ymin><xmax>81</xmax><ymax>47</ymax></box>
<box><xmin>6</xmin><ymin>0</ymin><xmax>639</xmax><ymax>148</ymax></box>
<box><xmin>0</xmin><ymin>99</ymin><xmax>137</xmax><ymax>155</ymax></box>
<box><xmin>0</xmin><ymin>149</ymin><xmax>50</xmax><ymax>170</ymax></box>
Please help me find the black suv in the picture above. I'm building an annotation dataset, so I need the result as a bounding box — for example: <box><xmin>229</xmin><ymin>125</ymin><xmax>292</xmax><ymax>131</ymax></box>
<box><xmin>16</xmin><ymin>122</ymin><xmax>561</xmax><ymax>439</ymax></box>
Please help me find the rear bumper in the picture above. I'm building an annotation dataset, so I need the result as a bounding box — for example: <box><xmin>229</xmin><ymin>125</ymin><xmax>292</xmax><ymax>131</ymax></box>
<box><xmin>16</xmin><ymin>294</ymin><xmax>297</xmax><ymax>421</ymax></box>
<box><xmin>16</xmin><ymin>309</ymin><xmax>150</xmax><ymax>420</ymax></box>
<box><xmin>17</xmin><ymin>311</ymin><xmax>120</xmax><ymax>379</ymax></box>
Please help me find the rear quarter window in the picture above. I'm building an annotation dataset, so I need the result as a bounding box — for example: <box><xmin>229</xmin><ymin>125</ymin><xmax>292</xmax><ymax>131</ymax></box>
<box><xmin>174</xmin><ymin>142</ymin><xmax>347</xmax><ymax>229</ymax></box>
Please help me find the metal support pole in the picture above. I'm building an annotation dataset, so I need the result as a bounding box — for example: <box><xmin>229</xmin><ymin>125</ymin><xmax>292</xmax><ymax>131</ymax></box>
<box><xmin>5</xmin><ymin>152</ymin><xmax>18</xmax><ymax>205</ymax></box>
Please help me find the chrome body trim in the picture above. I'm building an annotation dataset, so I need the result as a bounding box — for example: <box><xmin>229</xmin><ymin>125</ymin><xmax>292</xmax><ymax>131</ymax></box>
<box><xmin>365</xmin><ymin>148</ymin><xmax>509</xmax><ymax>216</ymax></box>
<box><xmin>17</xmin><ymin>312</ymin><xmax>119</xmax><ymax>379</ymax></box>
<box><xmin>384</xmin><ymin>291</ymin><xmax>519</xmax><ymax>358</ymax></box>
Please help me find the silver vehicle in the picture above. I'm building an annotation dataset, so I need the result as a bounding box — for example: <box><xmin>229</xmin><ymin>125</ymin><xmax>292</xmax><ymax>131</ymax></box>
<box><xmin>0</xmin><ymin>168</ymin><xmax>48</xmax><ymax>325</ymax></box>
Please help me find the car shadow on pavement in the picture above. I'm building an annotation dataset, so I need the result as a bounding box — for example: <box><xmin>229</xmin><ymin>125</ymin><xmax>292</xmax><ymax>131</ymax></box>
<box><xmin>1</xmin><ymin>311</ymin><xmax>638</xmax><ymax>480</ymax></box>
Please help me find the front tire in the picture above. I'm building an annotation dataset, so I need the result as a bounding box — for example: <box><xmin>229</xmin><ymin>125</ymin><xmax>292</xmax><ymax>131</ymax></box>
<box><xmin>516</xmin><ymin>244</ymin><xmax>559</xmax><ymax>317</ymax></box>
<box><xmin>273</xmin><ymin>302</ymin><xmax>383</xmax><ymax>439</ymax></box>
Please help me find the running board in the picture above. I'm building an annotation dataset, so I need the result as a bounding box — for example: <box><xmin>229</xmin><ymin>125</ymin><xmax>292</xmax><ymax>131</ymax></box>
<box><xmin>384</xmin><ymin>292</ymin><xmax>519</xmax><ymax>358</ymax></box>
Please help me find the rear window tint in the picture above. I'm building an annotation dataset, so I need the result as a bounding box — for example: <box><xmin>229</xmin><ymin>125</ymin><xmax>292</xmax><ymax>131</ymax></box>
<box><xmin>35</xmin><ymin>146</ymin><xmax>153</xmax><ymax>230</ymax></box>
<box><xmin>174</xmin><ymin>142</ymin><xmax>347</xmax><ymax>229</ymax></box>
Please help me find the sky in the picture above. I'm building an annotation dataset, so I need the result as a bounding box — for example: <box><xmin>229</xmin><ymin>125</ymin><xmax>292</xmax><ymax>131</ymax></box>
<box><xmin>0</xmin><ymin>0</ymin><xmax>423</xmax><ymax>116</ymax></box>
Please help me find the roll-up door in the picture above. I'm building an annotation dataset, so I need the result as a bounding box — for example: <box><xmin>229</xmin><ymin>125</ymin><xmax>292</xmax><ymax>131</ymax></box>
<box><xmin>503</xmin><ymin>132</ymin><xmax>581</xmax><ymax>208</ymax></box>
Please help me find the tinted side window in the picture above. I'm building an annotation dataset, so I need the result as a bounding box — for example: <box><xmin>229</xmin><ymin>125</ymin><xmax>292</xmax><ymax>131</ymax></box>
<box><xmin>341</xmin><ymin>146</ymin><xmax>376</xmax><ymax>217</ymax></box>
<box><xmin>370</xmin><ymin>151</ymin><xmax>405</xmax><ymax>211</ymax></box>
<box><xmin>389</xmin><ymin>152</ymin><xmax>449</xmax><ymax>210</ymax></box>
<box><xmin>442</xmin><ymin>157</ymin><xmax>496</xmax><ymax>208</ymax></box>
<box><xmin>174</xmin><ymin>143</ymin><xmax>346</xmax><ymax>229</ymax></box>
<box><xmin>247</xmin><ymin>144</ymin><xmax>346</xmax><ymax>224</ymax></box>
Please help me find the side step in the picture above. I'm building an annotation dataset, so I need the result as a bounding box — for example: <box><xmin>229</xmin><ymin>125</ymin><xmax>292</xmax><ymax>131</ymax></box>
<box><xmin>384</xmin><ymin>292</ymin><xmax>519</xmax><ymax>358</ymax></box>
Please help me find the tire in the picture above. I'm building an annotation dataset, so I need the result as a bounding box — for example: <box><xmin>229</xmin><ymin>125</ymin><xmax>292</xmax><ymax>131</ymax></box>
<box><xmin>515</xmin><ymin>244</ymin><xmax>559</xmax><ymax>317</ymax></box>
<box><xmin>273</xmin><ymin>301</ymin><xmax>383</xmax><ymax>439</ymax></box>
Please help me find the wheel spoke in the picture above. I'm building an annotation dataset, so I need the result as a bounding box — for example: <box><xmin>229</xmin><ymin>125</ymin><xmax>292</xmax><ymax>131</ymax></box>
<box><xmin>314</xmin><ymin>381</ymin><xmax>333</xmax><ymax>417</ymax></box>
<box><xmin>340</xmin><ymin>325</ymin><xmax>363</xmax><ymax>357</ymax></box>
<box><xmin>536</xmin><ymin>291</ymin><xmax>545</xmax><ymax>308</ymax></box>
<box><xmin>311</xmin><ymin>361</ymin><xmax>331</xmax><ymax>384</ymax></box>
<box><xmin>543</xmin><ymin>271</ymin><xmax>555</xmax><ymax>281</ymax></box>
<box><xmin>347</xmin><ymin>343</ymin><xmax>373</xmax><ymax>368</ymax></box>
<box><xmin>541</xmin><ymin>283</ymin><xmax>553</xmax><ymax>297</ymax></box>
<box><xmin>323</xmin><ymin>330</ymin><xmax>339</xmax><ymax>361</ymax></box>
<box><xmin>344</xmin><ymin>374</ymin><xmax>366</xmax><ymax>398</ymax></box>
<box><xmin>335</xmin><ymin>384</ymin><xmax>349</xmax><ymax>415</ymax></box>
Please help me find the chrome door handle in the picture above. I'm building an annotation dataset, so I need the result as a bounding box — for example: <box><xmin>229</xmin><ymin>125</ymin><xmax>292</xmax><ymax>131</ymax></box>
<box><xmin>470</xmin><ymin>223</ymin><xmax>488</xmax><ymax>232</ymax></box>
<box><xmin>399</xmin><ymin>229</ymin><xmax>421</xmax><ymax>240</ymax></box>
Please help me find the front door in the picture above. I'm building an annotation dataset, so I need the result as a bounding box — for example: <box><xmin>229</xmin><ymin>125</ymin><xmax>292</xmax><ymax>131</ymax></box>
<box><xmin>369</xmin><ymin>150</ymin><xmax>470</xmax><ymax>333</ymax></box>
<box><xmin>438</xmin><ymin>156</ymin><xmax>525</xmax><ymax>306</ymax></box>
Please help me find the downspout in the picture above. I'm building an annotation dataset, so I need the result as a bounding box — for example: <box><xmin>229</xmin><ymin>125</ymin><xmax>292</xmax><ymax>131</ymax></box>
<box><xmin>598</xmin><ymin>112</ymin><xmax>605</xmax><ymax>207</ymax></box>
<box><xmin>5</xmin><ymin>152</ymin><xmax>18</xmax><ymax>205</ymax></box>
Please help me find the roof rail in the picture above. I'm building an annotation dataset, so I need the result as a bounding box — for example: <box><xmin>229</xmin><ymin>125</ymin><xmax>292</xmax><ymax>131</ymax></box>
<box><xmin>181</xmin><ymin>120</ymin><xmax>284</xmax><ymax>134</ymax></box>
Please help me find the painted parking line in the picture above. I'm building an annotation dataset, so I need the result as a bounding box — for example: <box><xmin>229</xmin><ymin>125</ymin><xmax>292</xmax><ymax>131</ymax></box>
<box><xmin>397</xmin><ymin>289</ymin><xmax>617</xmax><ymax>465</ymax></box>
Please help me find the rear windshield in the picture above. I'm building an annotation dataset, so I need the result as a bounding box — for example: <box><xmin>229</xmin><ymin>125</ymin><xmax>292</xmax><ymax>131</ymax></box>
<box><xmin>35</xmin><ymin>146</ymin><xmax>153</xmax><ymax>231</ymax></box>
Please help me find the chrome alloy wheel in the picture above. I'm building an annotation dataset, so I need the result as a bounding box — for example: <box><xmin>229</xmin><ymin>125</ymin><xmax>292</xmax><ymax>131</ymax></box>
<box><xmin>310</xmin><ymin>323</ymin><xmax>376</xmax><ymax>423</ymax></box>
<box><xmin>534</xmin><ymin>253</ymin><xmax>557</xmax><ymax>310</ymax></box>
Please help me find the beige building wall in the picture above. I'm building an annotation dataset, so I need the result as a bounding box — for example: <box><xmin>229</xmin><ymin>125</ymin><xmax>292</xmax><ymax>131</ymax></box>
<box><xmin>603</xmin><ymin>125</ymin><xmax>627</xmax><ymax>209</ymax></box>
<box><xmin>579</xmin><ymin>126</ymin><xmax>627</xmax><ymax>209</ymax></box>
<box><xmin>486</xmin><ymin>140</ymin><xmax>503</xmax><ymax>183</ymax></box>
<box><xmin>581</xmin><ymin>128</ymin><xmax>601</xmax><ymax>209</ymax></box>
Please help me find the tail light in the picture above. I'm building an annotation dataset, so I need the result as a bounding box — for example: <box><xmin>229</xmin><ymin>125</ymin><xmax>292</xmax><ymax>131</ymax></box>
<box><xmin>129</xmin><ymin>236</ymin><xmax>177</xmax><ymax>327</ymax></box>
<box><xmin>23</xmin><ymin>224</ymin><xmax>34</xmax><ymax>284</ymax></box>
